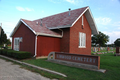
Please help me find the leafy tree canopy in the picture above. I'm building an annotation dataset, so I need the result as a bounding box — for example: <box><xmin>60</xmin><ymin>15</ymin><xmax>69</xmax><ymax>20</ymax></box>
<box><xmin>0</xmin><ymin>27</ymin><xmax>11</xmax><ymax>45</ymax></box>
<box><xmin>114</xmin><ymin>38</ymin><xmax>120</xmax><ymax>47</ymax></box>
<box><xmin>92</xmin><ymin>31</ymin><xmax>109</xmax><ymax>47</ymax></box>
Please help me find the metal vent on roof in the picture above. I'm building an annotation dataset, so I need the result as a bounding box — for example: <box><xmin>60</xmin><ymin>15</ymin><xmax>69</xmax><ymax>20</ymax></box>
<box><xmin>69</xmin><ymin>8</ymin><xmax>71</xmax><ymax>16</ymax></box>
<box><xmin>40</xmin><ymin>19</ymin><xmax>42</xmax><ymax>26</ymax></box>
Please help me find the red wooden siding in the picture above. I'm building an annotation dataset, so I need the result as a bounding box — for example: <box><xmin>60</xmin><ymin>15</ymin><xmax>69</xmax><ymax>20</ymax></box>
<box><xmin>12</xmin><ymin>23</ymin><xmax>35</xmax><ymax>55</ymax></box>
<box><xmin>69</xmin><ymin>14</ymin><xmax>92</xmax><ymax>55</ymax></box>
<box><xmin>37</xmin><ymin>36</ymin><xmax>60</xmax><ymax>57</ymax></box>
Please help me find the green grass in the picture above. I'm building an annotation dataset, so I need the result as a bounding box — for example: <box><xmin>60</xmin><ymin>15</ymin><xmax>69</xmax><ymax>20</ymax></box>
<box><xmin>23</xmin><ymin>53</ymin><xmax>120</xmax><ymax>80</ymax></box>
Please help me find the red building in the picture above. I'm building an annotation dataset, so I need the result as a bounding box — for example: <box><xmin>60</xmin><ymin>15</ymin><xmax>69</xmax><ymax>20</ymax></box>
<box><xmin>10</xmin><ymin>6</ymin><xmax>99</xmax><ymax>57</ymax></box>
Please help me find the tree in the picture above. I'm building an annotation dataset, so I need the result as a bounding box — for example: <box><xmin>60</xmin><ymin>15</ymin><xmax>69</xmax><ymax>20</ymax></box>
<box><xmin>0</xmin><ymin>27</ymin><xmax>8</xmax><ymax>45</ymax></box>
<box><xmin>92</xmin><ymin>31</ymin><xmax>109</xmax><ymax>47</ymax></box>
<box><xmin>114</xmin><ymin>38</ymin><xmax>120</xmax><ymax>47</ymax></box>
<box><xmin>6</xmin><ymin>39</ymin><xmax>11</xmax><ymax>45</ymax></box>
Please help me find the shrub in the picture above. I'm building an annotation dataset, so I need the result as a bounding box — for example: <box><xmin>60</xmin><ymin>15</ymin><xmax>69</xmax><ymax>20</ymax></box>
<box><xmin>0</xmin><ymin>49</ymin><xmax>2</xmax><ymax>54</ymax></box>
<box><xmin>0</xmin><ymin>49</ymin><xmax>31</xmax><ymax>59</ymax></box>
<box><xmin>7</xmin><ymin>50</ymin><xmax>15</xmax><ymax>57</ymax></box>
<box><xmin>2</xmin><ymin>49</ymin><xmax>8</xmax><ymax>55</ymax></box>
<box><xmin>14</xmin><ymin>51</ymin><xmax>31</xmax><ymax>59</ymax></box>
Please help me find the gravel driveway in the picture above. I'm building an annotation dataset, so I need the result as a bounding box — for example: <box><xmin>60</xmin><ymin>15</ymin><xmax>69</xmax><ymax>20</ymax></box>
<box><xmin>0</xmin><ymin>58</ymin><xmax>54</xmax><ymax>80</ymax></box>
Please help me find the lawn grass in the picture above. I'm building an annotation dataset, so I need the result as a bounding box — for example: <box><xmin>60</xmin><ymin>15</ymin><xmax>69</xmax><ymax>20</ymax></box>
<box><xmin>23</xmin><ymin>52</ymin><xmax>120</xmax><ymax>80</ymax></box>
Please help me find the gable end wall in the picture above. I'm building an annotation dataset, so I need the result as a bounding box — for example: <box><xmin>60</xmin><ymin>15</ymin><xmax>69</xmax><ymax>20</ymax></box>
<box><xmin>69</xmin><ymin>14</ymin><xmax>92</xmax><ymax>55</ymax></box>
<box><xmin>12</xmin><ymin>23</ymin><xmax>35</xmax><ymax>55</ymax></box>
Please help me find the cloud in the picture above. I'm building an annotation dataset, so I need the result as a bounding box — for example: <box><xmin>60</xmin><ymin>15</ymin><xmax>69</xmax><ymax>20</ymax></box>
<box><xmin>65</xmin><ymin>0</ymin><xmax>75</xmax><ymax>4</ymax></box>
<box><xmin>48</xmin><ymin>0</ymin><xmax>61</xmax><ymax>3</ymax></box>
<box><xmin>16</xmin><ymin>6</ymin><xmax>25</xmax><ymax>11</ymax></box>
<box><xmin>48</xmin><ymin>0</ymin><xmax>80</xmax><ymax>4</ymax></box>
<box><xmin>16</xmin><ymin>6</ymin><xmax>34</xmax><ymax>11</ymax></box>
<box><xmin>25</xmin><ymin>8</ymin><xmax>34</xmax><ymax>11</ymax></box>
<box><xmin>95</xmin><ymin>17</ymin><xmax>112</xmax><ymax>25</ymax></box>
<box><xmin>118</xmin><ymin>27</ymin><xmax>120</xmax><ymax>29</ymax></box>
<box><xmin>64</xmin><ymin>0</ymin><xmax>80</xmax><ymax>4</ymax></box>
<box><xmin>103</xmin><ymin>31</ymin><xmax>120</xmax><ymax>44</ymax></box>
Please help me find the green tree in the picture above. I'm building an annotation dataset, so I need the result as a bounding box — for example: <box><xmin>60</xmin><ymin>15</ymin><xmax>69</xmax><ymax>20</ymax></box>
<box><xmin>114</xmin><ymin>38</ymin><xmax>120</xmax><ymax>47</ymax></box>
<box><xmin>6</xmin><ymin>39</ymin><xmax>11</xmax><ymax>45</ymax></box>
<box><xmin>0</xmin><ymin>27</ymin><xmax>8</xmax><ymax>45</ymax></box>
<box><xmin>92</xmin><ymin>31</ymin><xmax>109</xmax><ymax>47</ymax></box>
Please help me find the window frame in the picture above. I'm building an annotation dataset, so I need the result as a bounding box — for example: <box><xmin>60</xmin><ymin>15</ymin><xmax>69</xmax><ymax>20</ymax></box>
<box><xmin>14</xmin><ymin>37</ymin><xmax>20</xmax><ymax>51</ymax></box>
<box><xmin>78</xmin><ymin>32</ymin><xmax>86</xmax><ymax>48</ymax></box>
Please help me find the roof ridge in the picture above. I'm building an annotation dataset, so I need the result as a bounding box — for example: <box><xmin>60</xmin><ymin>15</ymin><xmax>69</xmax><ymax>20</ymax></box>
<box><xmin>33</xmin><ymin>6</ymin><xmax>89</xmax><ymax>21</ymax></box>
<box><xmin>21</xmin><ymin>18</ymin><xmax>32</xmax><ymax>22</ymax></box>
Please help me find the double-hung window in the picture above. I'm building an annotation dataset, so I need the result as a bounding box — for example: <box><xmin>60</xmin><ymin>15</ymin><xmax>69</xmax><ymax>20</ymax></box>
<box><xmin>79</xmin><ymin>32</ymin><xmax>86</xmax><ymax>48</ymax></box>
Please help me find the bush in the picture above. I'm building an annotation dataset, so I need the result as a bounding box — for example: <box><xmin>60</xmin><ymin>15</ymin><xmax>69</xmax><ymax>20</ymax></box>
<box><xmin>0</xmin><ymin>49</ymin><xmax>2</xmax><ymax>54</ymax></box>
<box><xmin>0</xmin><ymin>49</ymin><xmax>31</xmax><ymax>59</ymax></box>
<box><xmin>1</xmin><ymin>49</ymin><xmax>8</xmax><ymax>55</ymax></box>
<box><xmin>14</xmin><ymin>51</ymin><xmax>31</xmax><ymax>59</ymax></box>
<box><xmin>7</xmin><ymin>50</ymin><xmax>15</xmax><ymax>57</ymax></box>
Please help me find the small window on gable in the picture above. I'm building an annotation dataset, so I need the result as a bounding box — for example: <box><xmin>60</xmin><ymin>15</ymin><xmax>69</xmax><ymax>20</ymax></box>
<box><xmin>79</xmin><ymin>32</ymin><xmax>86</xmax><ymax>48</ymax></box>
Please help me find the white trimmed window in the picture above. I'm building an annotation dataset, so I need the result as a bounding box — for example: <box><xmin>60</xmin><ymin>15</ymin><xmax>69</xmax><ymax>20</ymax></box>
<box><xmin>79</xmin><ymin>32</ymin><xmax>86</xmax><ymax>48</ymax></box>
<box><xmin>14</xmin><ymin>38</ymin><xmax>20</xmax><ymax>51</ymax></box>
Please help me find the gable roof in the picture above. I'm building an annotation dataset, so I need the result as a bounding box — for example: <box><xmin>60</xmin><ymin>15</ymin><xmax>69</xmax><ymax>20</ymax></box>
<box><xmin>10</xmin><ymin>19</ymin><xmax>62</xmax><ymax>38</ymax></box>
<box><xmin>10</xmin><ymin>6</ymin><xmax>98</xmax><ymax>37</ymax></box>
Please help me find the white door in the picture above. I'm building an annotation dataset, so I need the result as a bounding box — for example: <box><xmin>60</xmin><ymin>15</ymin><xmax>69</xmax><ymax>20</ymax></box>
<box><xmin>14</xmin><ymin>38</ymin><xmax>20</xmax><ymax>51</ymax></box>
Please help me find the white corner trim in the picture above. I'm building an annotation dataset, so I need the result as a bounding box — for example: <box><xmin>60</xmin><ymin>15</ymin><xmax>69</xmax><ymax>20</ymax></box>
<box><xmin>71</xmin><ymin>7</ymin><xmax>89</xmax><ymax>27</ymax></box>
<box><xmin>36</xmin><ymin>32</ymin><xmax>62</xmax><ymax>38</ymax></box>
<box><xmin>21</xmin><ymin>19</ymin><xmax>36</xmax><ymax>35</ymax></box>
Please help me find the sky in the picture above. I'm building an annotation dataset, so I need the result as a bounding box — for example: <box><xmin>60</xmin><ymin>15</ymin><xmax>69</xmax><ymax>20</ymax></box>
<box><xmin>0</xmin><ymin>0</ymin><xmax>120</xmax><ymax>44</ymax></box>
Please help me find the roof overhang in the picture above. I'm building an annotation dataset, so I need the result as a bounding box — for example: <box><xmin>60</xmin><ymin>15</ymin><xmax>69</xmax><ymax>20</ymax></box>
<box><xmin>10</xmin><ymin>19</ymin><xmax>62</xmax><ymax>38</ymax></box>
<box><xmin>36</xmin><ymin>32</ymin><xmax>62</xmax><ymax>38</ymax></box>
<box><xmin>48</xmin><ymin>25</ymin><xmax>71</xmax><ymax>30</ymax></box>
<box><xmin>85</xmin><ymin>8</ymin><xmax>99</xmax><ymax>35</ymax></box>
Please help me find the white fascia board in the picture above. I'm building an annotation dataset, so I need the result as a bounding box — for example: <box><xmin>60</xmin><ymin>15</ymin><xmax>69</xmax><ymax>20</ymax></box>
<box><xmin>21</xmin><ymin>19</ymin><xmax>36</xmax><ymax>35</ymax></box>
<box><xmin>36</xmin><ymin>32</ymin><xmax>62</xmax><ymax>38</ymax></box>
<box><xmin>87</xmin><ymin>9</ymin><xmax>99</xmax><ymax>35</ymax></box>
<box><xmin>10</xmin><ymin>19</ymin><xmax>21</xmax><ymax>37</ymax></box>
<box><xmin>48</xmin><ymin>25</ymin><xmax>71</xmax><ymax>29</ymax></box>
<box><xmin>71</xmin><ymin>7</ymin><xmax>89</xmax><ymax>27</ymax></box>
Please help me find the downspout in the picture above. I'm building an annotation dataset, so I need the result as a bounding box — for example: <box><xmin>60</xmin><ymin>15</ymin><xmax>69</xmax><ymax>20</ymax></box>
<box><xmin>34</xmin><ymin>35</ymin><xmax>38</xmax><ymax>57</ymax></box>
<box><xmin>11</xmin><ymin>38</ymin><xmax>12</xmax><ymax>49</ymax></box>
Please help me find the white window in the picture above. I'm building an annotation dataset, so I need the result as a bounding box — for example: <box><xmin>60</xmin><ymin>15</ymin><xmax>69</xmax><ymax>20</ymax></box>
<box><xmin>79</xmin><ymin>32</ymin><xmax>86</xmax><ymax>48</ymax></box>
<box><xmin>14</xmin><ymin>38</ymin><xmax>20</xmax><ymax>51</ymax></box>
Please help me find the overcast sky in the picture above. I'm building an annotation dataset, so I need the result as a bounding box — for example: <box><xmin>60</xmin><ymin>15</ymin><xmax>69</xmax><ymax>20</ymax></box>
<box><xmin>0</xmin><ymin>0</ymin><xmax>120</xmax><ymax>44</ymax></box>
